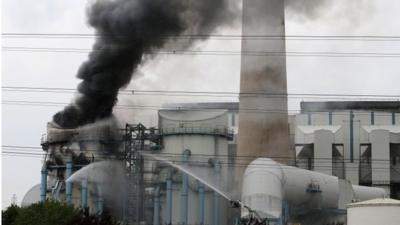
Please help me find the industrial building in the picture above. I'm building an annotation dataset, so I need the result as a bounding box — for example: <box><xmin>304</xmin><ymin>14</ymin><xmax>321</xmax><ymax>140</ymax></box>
<box><xmin>31</xmin><ymin>0</ymin><xmax>399</xmax><ymax>224</ymax></box>
<box><xmin>295</xmin><ymin>101</ymin><xmax>400</xmax><ymax>199</ymax></box>
<box><xmin>164</xmin><ymin>100</ymin><xmax>400</xmax><ymax>200</ymax></box>
<box><xmin>39</xmin><ymin>108</ymin><xmax>238</xmax><ymax>225</ymax></box>
<box><xmin>34</xmin><ymin>100</ymin><xmax>399</xmax><ymax>225</ymax></box>
<box><xmin>39</xmin><ymin>119</ymin><xmax>123</xmax><ymax>216</ymax></box>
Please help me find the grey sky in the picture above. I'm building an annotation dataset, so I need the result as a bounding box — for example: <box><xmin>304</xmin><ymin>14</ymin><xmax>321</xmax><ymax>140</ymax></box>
<box><xmin>2</xmin><ymin>0</ymin><xmax>400</xmax><ymax>207</ymax></box>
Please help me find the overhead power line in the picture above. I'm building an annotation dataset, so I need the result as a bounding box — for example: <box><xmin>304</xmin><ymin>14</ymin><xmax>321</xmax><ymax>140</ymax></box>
<box><xmin>3</xmin><ymin>100</ymin><xmax>400</xmax><ymax>117</ymax></box>
<box><xmin>1</xmin><ymin>147</ymin><xmax>396</xmax><ymax>164</ymax></box>
<box><xmin>4</xmin><ymin>99</ymin><xmax>400</xmax><ymax>116</ymax></box>
<box><xmin>3</xmin><ymin>32</ymin><xmax>400</xmax><ymax>41</ymax></box>
<box><xmin>3</xmin><ymin>145</ymin><xmax>399</xmax><ymax>173</ymax></box>
<box><xmin>2</xmin><ymin>86</ymin><xmax>400</xmax><ymax>99</ymax></box>
<box><xmin>1</xmin><ymin>151</ymin><xmax>397</xmax><ymax>172</ymax></box>
<box><xmin>2</xmin><ymin>145</ymin><xmax>396</xmax><ymax>163</ymax></box>
<box><xmin>3</xmin><ymin>46</ymin><xmax>400</xmax><ymax>58</ymax></box>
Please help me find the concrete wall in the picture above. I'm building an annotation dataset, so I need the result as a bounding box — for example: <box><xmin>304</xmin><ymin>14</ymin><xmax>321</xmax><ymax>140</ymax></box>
<box><xmin>314</xmin><ymin>130</ymin><xmax>334</xmax><ymax>175</ymax></box>
<box><xmin>294</xmin><ymin>111</ymin><xmax>400</xmax><ymax>192</ymax></box>
<box><xmin>370</xmin><ymin>129</ymin><xmax>391</xmax><ymax>192</ymax></box>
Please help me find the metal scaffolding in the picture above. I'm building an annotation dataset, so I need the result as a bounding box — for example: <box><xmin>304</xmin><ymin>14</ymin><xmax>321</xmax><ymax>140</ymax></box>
<box><xmin>124</xmin><ymin>123</ymin><xmax>160</xmax><ymax>225</ymax></box>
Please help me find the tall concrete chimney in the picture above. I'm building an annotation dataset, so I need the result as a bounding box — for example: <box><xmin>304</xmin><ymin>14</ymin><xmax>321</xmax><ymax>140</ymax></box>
<box><xmin>237</xmin><ymin>0</ymin><xmax>293</xmax><ymax>174</ymax></box>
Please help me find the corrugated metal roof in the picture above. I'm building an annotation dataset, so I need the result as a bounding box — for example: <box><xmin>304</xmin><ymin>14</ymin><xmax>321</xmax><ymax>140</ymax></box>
<box><xmin>347</xmin><ymin>198</ymin><xmax>400</xmax><ymax>208</ymax></box>
<box><xmin>301</xmin><ymin>101</ymin><xmax>400</xmax><ymax>112</ymax></box>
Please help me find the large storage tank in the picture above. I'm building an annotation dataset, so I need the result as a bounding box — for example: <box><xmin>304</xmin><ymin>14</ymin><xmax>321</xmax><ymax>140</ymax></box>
<box><xmin>155</xmin><ymin>109</ymin><xmax>236</xmax><ymax>225</ymax></box>
<box><xmin>241</xmin><ymin>158</ymin><xmax>386</xmax><ymax>224</ymax></box>
<box><xmin>347</xmin><ymin>198</ymin><xmax>400</xmax><ymax>225</ymax></box>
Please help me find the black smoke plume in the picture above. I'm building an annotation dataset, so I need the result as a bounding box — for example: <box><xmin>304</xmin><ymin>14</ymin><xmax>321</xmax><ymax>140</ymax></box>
<box><xmin>53</xmin><ymin>0</ymin><xmax>237</xmax><ymax>128</ymax></box>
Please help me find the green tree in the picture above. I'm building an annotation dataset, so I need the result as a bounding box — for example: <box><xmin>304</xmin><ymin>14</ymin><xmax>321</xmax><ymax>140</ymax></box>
<box><xmin>2</xmin><ymin>200</ymin><xmax>118</xmax><ymax>225</ymax></box>
<box><xmin>13</xmin><ymin>201</ymin><xmax>79</xmax><ymax>225</ymax></box>
<box><xmin>2</xmin><ymin>204</ymin><xmax>20</xmax><ymax>225</ymax></box>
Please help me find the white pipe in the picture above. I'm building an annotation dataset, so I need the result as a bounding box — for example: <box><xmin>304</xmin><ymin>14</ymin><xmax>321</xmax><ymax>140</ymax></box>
<box><xmin>352</xmin><ymin>185</ymin><xmax>386</xmax><ymax>201</ymax></box>
<box><xmin>241</xmin><ymin>158</ymin><xmax>386</xmax><ymax>219</ymax></box>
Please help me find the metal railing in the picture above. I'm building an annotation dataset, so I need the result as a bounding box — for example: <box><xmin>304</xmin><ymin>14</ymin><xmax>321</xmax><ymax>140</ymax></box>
<box><xmin>159</xmin><ymin>126</ymin><xmax>234</xmax><ymax>140</ymax></box>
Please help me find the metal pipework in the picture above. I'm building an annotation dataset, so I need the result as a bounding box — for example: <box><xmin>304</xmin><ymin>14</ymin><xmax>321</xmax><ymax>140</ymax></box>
<box><xmin>241</xmin><ymin>158</ymin><xmax>386</xmax><ymax>221</ymax></box>
<box><xmin>65</xmin><ymin>160</ymin><xmax>73</xmax><ymax>205</ymax></box>
<box><xmin>153</xmin><ymin>186</ymin><xmax>160</xmax><ymax>225</ymax></box>
<box><xmin>180</xmin><ymin>149</ymin><xmax>191</xmax><ymax>225</ymax></box>
<box><xmin>40</xmin><ymin>167</ymin><xmax>48</xmax><ymax>202</ymax></box>
<box><xmin>371</xmin><ymin>112</ymin><xmax>375</xmax><ymax>125</ymax></box>
<box><xmin>198</xmin><ymin>181</ymin><xmax>205</xmax><ymax>225</ymax></box>
<box><xmin>350</xmin><ymin>111</ymin><xmax>354</xmax><ymax>162</ymax></box>
<box><xmin>213</xmin><ymin>160</ymin><xmax>221</xmax><ymax>225</ymax></box>
<box><xmin>81</xmin><ymin>178</ymin><xmax>88</xmax><ymax>209</ymax></box>
<box><xmin>392</xmin><ymin>112</ymin><xmax>396</xmax><ymax>125</ymax></box>
<box><xmin>96</xmin><ymin>185</ymin><xmax>103</xmax><ymax>215</ymax></box>
<box><xmin>165</xmin><ymin>170</ymin><xmax>173</xmax><ymax>225</ymax></box>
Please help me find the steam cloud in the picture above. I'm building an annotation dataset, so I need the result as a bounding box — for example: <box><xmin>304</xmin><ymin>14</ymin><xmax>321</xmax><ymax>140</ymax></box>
<box><xmin>53</xmin><ymin>0</ymin><xmax>237</xmax><ymax>128</ymax></box>
<box><xmin>286</xmin><ymin>0</ymin><xmax>330</xmax><ymax>18</ymax></box>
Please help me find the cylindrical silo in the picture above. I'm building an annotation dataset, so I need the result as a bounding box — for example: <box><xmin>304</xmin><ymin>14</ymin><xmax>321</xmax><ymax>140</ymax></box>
<box><xmin>347</xmin><ymin>198</ymin><xmax>400</xmax><ymax>225</ymax></box>
<box><xmin>157</xmin><ymin>109</ymin><xmax>235</xmax><ymax>225</ymax></box>
<box><xmin>237</xmin><ymin>0</ymin><xmax>293</xmax><ymax>178</ymax></box>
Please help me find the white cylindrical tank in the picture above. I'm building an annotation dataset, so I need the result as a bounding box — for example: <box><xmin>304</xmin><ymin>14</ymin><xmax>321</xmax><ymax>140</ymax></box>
<box><xmin>241</xmin><ymin>158</ymin><xmax>386</xmax><ymax>220</ymax></box>
<box><xmin>241</xmin><ymin>158</ymin><xmax>339</xmax><ymax>218</ymax></box>
<box><xmin>347</xmin><ymin>198</ymin><xmax>400</xmax><ymax>225</ymax></box>
<box><xmin>157</xmin><ymin>109</ymin><xmax>233</xmax><ymax>225</ymax></box>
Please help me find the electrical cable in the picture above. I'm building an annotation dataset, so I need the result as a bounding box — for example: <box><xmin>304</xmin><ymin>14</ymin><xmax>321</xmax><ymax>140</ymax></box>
<box><xmin>2</xmin><ymin>86</ymin><xmax>400</xmax><ymax>99</ymax></box>
<box><xmin>2</xmin><ymin>145</ymin><xmax>397</xmax><ymax>163</ymax></box>
<box><xmin>3</xmin><ymin>33</ymin><xmax>400</xmax><ymax>42</ymax></box>
<box><xmin>3</xmin><ymin>100</ymin><xmax>400</xmax><ymax>117</ymax></box>
<box><xmin>4</xmin><ymin>46</ymin><xmax>400</xmax><ymax>58</ymax></box>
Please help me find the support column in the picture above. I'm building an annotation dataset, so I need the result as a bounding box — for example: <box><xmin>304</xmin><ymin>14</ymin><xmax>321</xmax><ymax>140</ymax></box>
<box><xmin>198</xmin><ymin>181</ymin><xmax>205</xmax><ymax>225</ymax></box>
<box><xmin>40</xmin><ymin>166</ymin><xmax>48</xmax><ymax>202</ymax></box>
<box><xmin>96</xmin><ymin>185</ymin><xmax>103</xmax><ymax>215</ymax></box>
<box><xmin>180</xmin><ymin>150</ymin><xmax>190</xmax><ymax>225</ymax></box>
<box><xmin>371</xmin><ymin>112</ymin><xmax>375</xmax><ymax>125</ymax></box>
<box><xmin>81</xmin><ymin>178</ymin><xmax>88</xmax><ymax>209</ymax></box>
<box><xmin>314</xmin><ymin>130</ymin><xmax>334</xmax><ymax>175</ymax></box>
<box><xmin>213</xmin><ymin>161</ymin><xmax>221</xmax><ymax>225</ymax></box>
<box><xmin>371</xmin><ymin>129</ymin><xmax>391</xmax><ymax>193</ymax></box>
<box><xmin>65</xmin><ymin>160</ymin><xmax>73</xmax><ymax>205</ymax></box>
<box><xmin>165</xmin><ymin>170</ymin><xmax>173</xmax><ymax>225</ymax></box>
<box><xmin>153</xmin><ymin>186</ymin><xmax>160</xmax><ymax>225</ymax></box>
<box><xmin>392</xmin><ymin>112</ymin><xmax>396</xmax><ymax>125</ymax></box>
<box><xmin>350</xmin><ymin>111</ymin><xmax>354</xmax><ymax>162</ymax></box>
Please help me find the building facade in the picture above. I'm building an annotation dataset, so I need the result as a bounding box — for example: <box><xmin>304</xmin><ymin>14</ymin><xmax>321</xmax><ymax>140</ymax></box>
<box><xmin>294</xmin><ymin>101</ymin><xmax>400</xmax><ymax>199</ymax></box>
<box><xmin>36</xmin><ymin>101</ymin><xmax>400</xmax><ymax>225</ymax></box>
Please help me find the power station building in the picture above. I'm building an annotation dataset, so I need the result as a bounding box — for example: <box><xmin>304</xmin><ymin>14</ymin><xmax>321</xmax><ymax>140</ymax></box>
<box><xmin>22</xmin><ymin>0</ymin><xmax>397</xmax><ymax>224</ymax></box>
<box><xmin>35</xmin><ymin>100</ymin><xmax>400</xmax><ymax>224</ymax></box>
<box><xmin>167</xmin><ymin>101</ymin><xmax>400</xmax><ymax>200</ymax></box>
<box><xmin>294</xmin><ymin>101</ymin><xmax>400</xmax><ymax>199</ymax></box>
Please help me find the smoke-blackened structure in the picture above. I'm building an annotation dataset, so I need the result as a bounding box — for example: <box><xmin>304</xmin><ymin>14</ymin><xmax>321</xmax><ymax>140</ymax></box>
<box><xmin>53</xmin><ymin>0</ymin><xmax>237</xmax><ymax>128</ymax></box>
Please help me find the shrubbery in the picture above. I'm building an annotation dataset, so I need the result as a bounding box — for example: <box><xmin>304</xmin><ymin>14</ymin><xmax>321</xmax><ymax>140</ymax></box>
<box><xmin>2</xmin><ymin>201</ymin><xmax>117</xmax><ymax>225</ymax></box>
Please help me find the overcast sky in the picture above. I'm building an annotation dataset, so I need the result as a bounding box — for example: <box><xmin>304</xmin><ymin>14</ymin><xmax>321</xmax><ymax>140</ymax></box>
<box><xmin>2</xmin><ymin>0</ymin><xmax>400</xmax><ymax>207</ymax></box>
